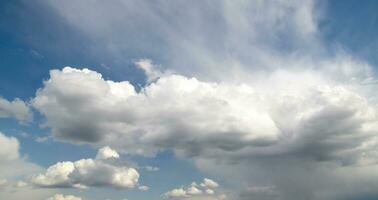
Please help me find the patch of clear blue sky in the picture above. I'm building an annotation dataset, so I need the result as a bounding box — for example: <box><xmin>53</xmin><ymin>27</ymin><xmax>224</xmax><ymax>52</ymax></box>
<box><xmin>1</xmin><ymin>0</ymin><xmax>378</xmax><ymax>199</ymax></box>
<box><xmin>320</xmin><ymin>0</ymin><xmax>378</xmax><ymax>67</ymax></box>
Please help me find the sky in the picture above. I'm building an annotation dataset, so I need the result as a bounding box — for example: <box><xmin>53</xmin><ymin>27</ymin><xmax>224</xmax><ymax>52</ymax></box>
<box><xmin>2</xmin><ymin>1</ymin><xmax>378</xmax><ymax>200</ymax></box>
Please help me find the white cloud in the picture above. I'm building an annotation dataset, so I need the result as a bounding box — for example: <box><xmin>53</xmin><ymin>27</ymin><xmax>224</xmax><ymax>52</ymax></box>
<box><xmin>200</xmin><ymin>179</ymin><xmax>218</xmax><ymax>189</ymax></box>
<box><xmin>0</xmin><ymin>97</ymin><xmax>32</xmax><ymax>122</ymax></box>
<box><xmin>164</xmin><ymin>188</ymin><xmax>188</xmax><ymax>198</ymax></box>
<box><xmin>32</xmin><ymin>66</ymin><xmax>378</xmax><ymax>165</ymax></box>
<box><xmin>0</xmin><ymin>132</ymin><xmax>53</xmax><ymax>200</ymax></box>
<box><xmin>96</xmin><ymin>146</ymin><xmax>120</xmax><ymax>160</ymax></box>
<box><xmin>187</xmin><ymin>184</ymin><xmax>202</xmax><ymax>195</ymax></box>
<box><xmin>0</xmin><ymin>132</ymin><xmax>20</xmax><ymax>162</ymax></box>
<box><xmin>0</xmin><ymin>132</ymin><xmax>42</xmax><ymax>178</ymax></box>
<box><xmin>31</xmin><ymin>147</ymin><xmax>139</xmax><ymax>189</ymax></box>
<box><xmin>135</xmin><ymin>59</ymin><xmax>167</xmax><ymax>83</ymax></box>
<box><xmin>163</xmin><ymin>178</ymin><xmax>222</xmax><ymax>199</ymax></box>
<box><xmin>31</xmin><ymin>64</ymin><xmax>378</xmax><ymax>199</ymax></box>
<box><xmin>46</xmin><ymin>194</ymin><xmax>83</xmax><ymax>200</ymax></box>
<box><xmin>144</xmin><ymin>166</ymin><xmax>159</xmax><ymax>172</ymax></box>
<box><xmin>32</xmin><ymin>67</ymin><xmax>280</xmax><ymax>155</ymax></box>
<box><xmin>138</xmin><ymin>185</ymin><xmax>149</xmax><ymax>191</ymax></box>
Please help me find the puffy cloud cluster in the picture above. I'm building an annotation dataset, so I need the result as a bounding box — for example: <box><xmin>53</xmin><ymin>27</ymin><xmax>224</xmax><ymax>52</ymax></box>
<box><xmin>0</xmin><ymin>97</ymin><xmax>32</xmax><ymax>122</ymax></box>
<box><xmin>200</xmin><ymin>179</ymin><xmax>219</xmax><ymax>189</ymax></box>
<box><xmin>31</xmin><ymin>146</ymin><xmax>139</xmax><ymax>189</ymax></box>
<box><xmin>32</xmin><ymin>66</ymin><xmax>378</xmax><ymax>165</ymax></box>
<box><xmin>163</xmin><ymin>178</ymin><xmax>225</xmax><ymax>200</ymax></box>
<box><xmin>33</xmin><ymin>66</ymin><xmax>281</xmax><ymax>155</ymax></box>
<box><xmin>96</xmin><ymin>146</ymin><xmax>120</xmax><ymax>160</ymax></box>
<box><xmin>31</xmin><ymin>65</ymin><xmax>378</xmax><ymax>199</ymax></box>
<box><xmin>46</xmin><ymin>194</ymin><xmax>82</xmax><ymax>200</ymax></box>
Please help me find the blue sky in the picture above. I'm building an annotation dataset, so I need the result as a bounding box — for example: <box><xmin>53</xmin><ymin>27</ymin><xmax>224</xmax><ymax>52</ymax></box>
<box><xmin>2</xmin><ymin>1</ymin><xmax>378</xmax><ymax>200</ymax></box>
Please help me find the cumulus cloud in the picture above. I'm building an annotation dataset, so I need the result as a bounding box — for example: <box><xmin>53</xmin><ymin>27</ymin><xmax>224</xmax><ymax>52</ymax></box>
<box><xmin>0</xmin><ymin>132</ymin><xmax>53</xmax><ymax>200</ymax></box>
<box><xmin>0</xmin><ymin>132</ymin><xmax>42</xmax><ymax>178</ymax></box>
<box><xmin>31</xmin><ymin>64</ymin><xmax>378</xmax><ymax>199</ymax></box>
<box><xmin>144</xmin><ymin>166</ymin><xmax>159</xmax><ymax>172</ymax></box>
<box><xmin>30</xmin><ymin>146</ymin><xmax>139</xmax><ymax>189</ymax></box>
<box><xmin>96</xmin><ymin>146</ymin><xmax>120</xmax><ymax>160</ymax></box>
<box><xmin>46</xmin><ymin>194</ymin><xmax>83</xmax><ymax>200</ymax></box>
<box><xmin>32</xmin><ymin>66</ymin><xmax>378</xmax><ymax>164</ymax></box>
<box><xmin>0</xmin><ymin>133</ymin><xmax>20</xmax><ymax>162</ymax></box>
<box><xmin>163</xmin><ymin>178</ymin><xmax>225</xmax><ymax>200</ymax></box>
<box><xmin>200</xmin><ymin>179</ymin><xmax>219</xmax><ymax>189</ymax></box>
<box><xmin>32</xmin><ymin>66</ymin><xmax>280</xmax><ymax>155</ymax></box>
<box><xmin>0</xmin><ymin>97</ymin><xmax>32</xmax><ymax>122</ymax></box>
<box><xmin>138</xmin><ymin>185</ymin><xmax>149</xmax><ymax>192</ymax></box>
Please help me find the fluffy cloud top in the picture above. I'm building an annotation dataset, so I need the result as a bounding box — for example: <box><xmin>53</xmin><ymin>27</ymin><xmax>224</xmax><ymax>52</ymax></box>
<box><xmin>163</xmin><ymin>178</ymin><xmax>225</xmax><ymax>200</ymax></box>
<box><xmin>31</xmin><ymin>147</ymin><xmax>139</xmax><ymax>189</ymax></box>
<box><xmin>32</xmin><ymin>66</ymin><xmax>378</xmax><ymax>166</ymax></box>
<box><xmin>46</xmin><ymin>194</ymin><xmax>82</xmax><ymax>200</ymax></box>
<box><xmin>33</xmin><ymin>66</ymin><xmax>281</xmax><ymax>155</ymax></box>
<box><xmin>0</xmin><ymin>97</ymin><xmax>32</xmax><ymax>122</ymax></box>
<box><xmin>96</xmin><ymin>146</ymin><xmax>120</xmax><ymax>160</ymax></box>
<box><xmin>31</xmin><ymin>64</ymin><xmax>378</xmax><ymax>200</ymax></box>
<box><xmin>0</xmin><ymin>132</ymin><xmax>42</xmax><ymax>178</ymax></box>
<box><xmin>0</xmin><ymin>132</ymin><xmax>53</xmax><ymax>200</ymax></box>
<box><xmin>200</xmin><ymin>179</ymin><xmax>219</xmax><ymax>189</ymax></box>
<box><xmin>0</xmin><ymin>132</ymin><xmax>20</xmax><ymax>162</ymax></box>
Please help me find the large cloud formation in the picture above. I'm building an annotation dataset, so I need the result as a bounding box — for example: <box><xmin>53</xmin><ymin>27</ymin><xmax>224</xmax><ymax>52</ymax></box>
<box><xmin>26</xmin><ymin>0</ymin><xmax>378</xmax><ymax>199</ymax></box>
<box><xmin>31</xmin><ymin>146</ymin><xmax>139</xmax><ymax>189</ymax></box>
<box><xmin>31</xmin><ymin>61</ymin><xmax>378</xmax><ymax>199</ymax></box>
<box><xmin>33</xmin><ymin>64</ymin><xmax>378</xmax><ymax>163</ymax></box>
